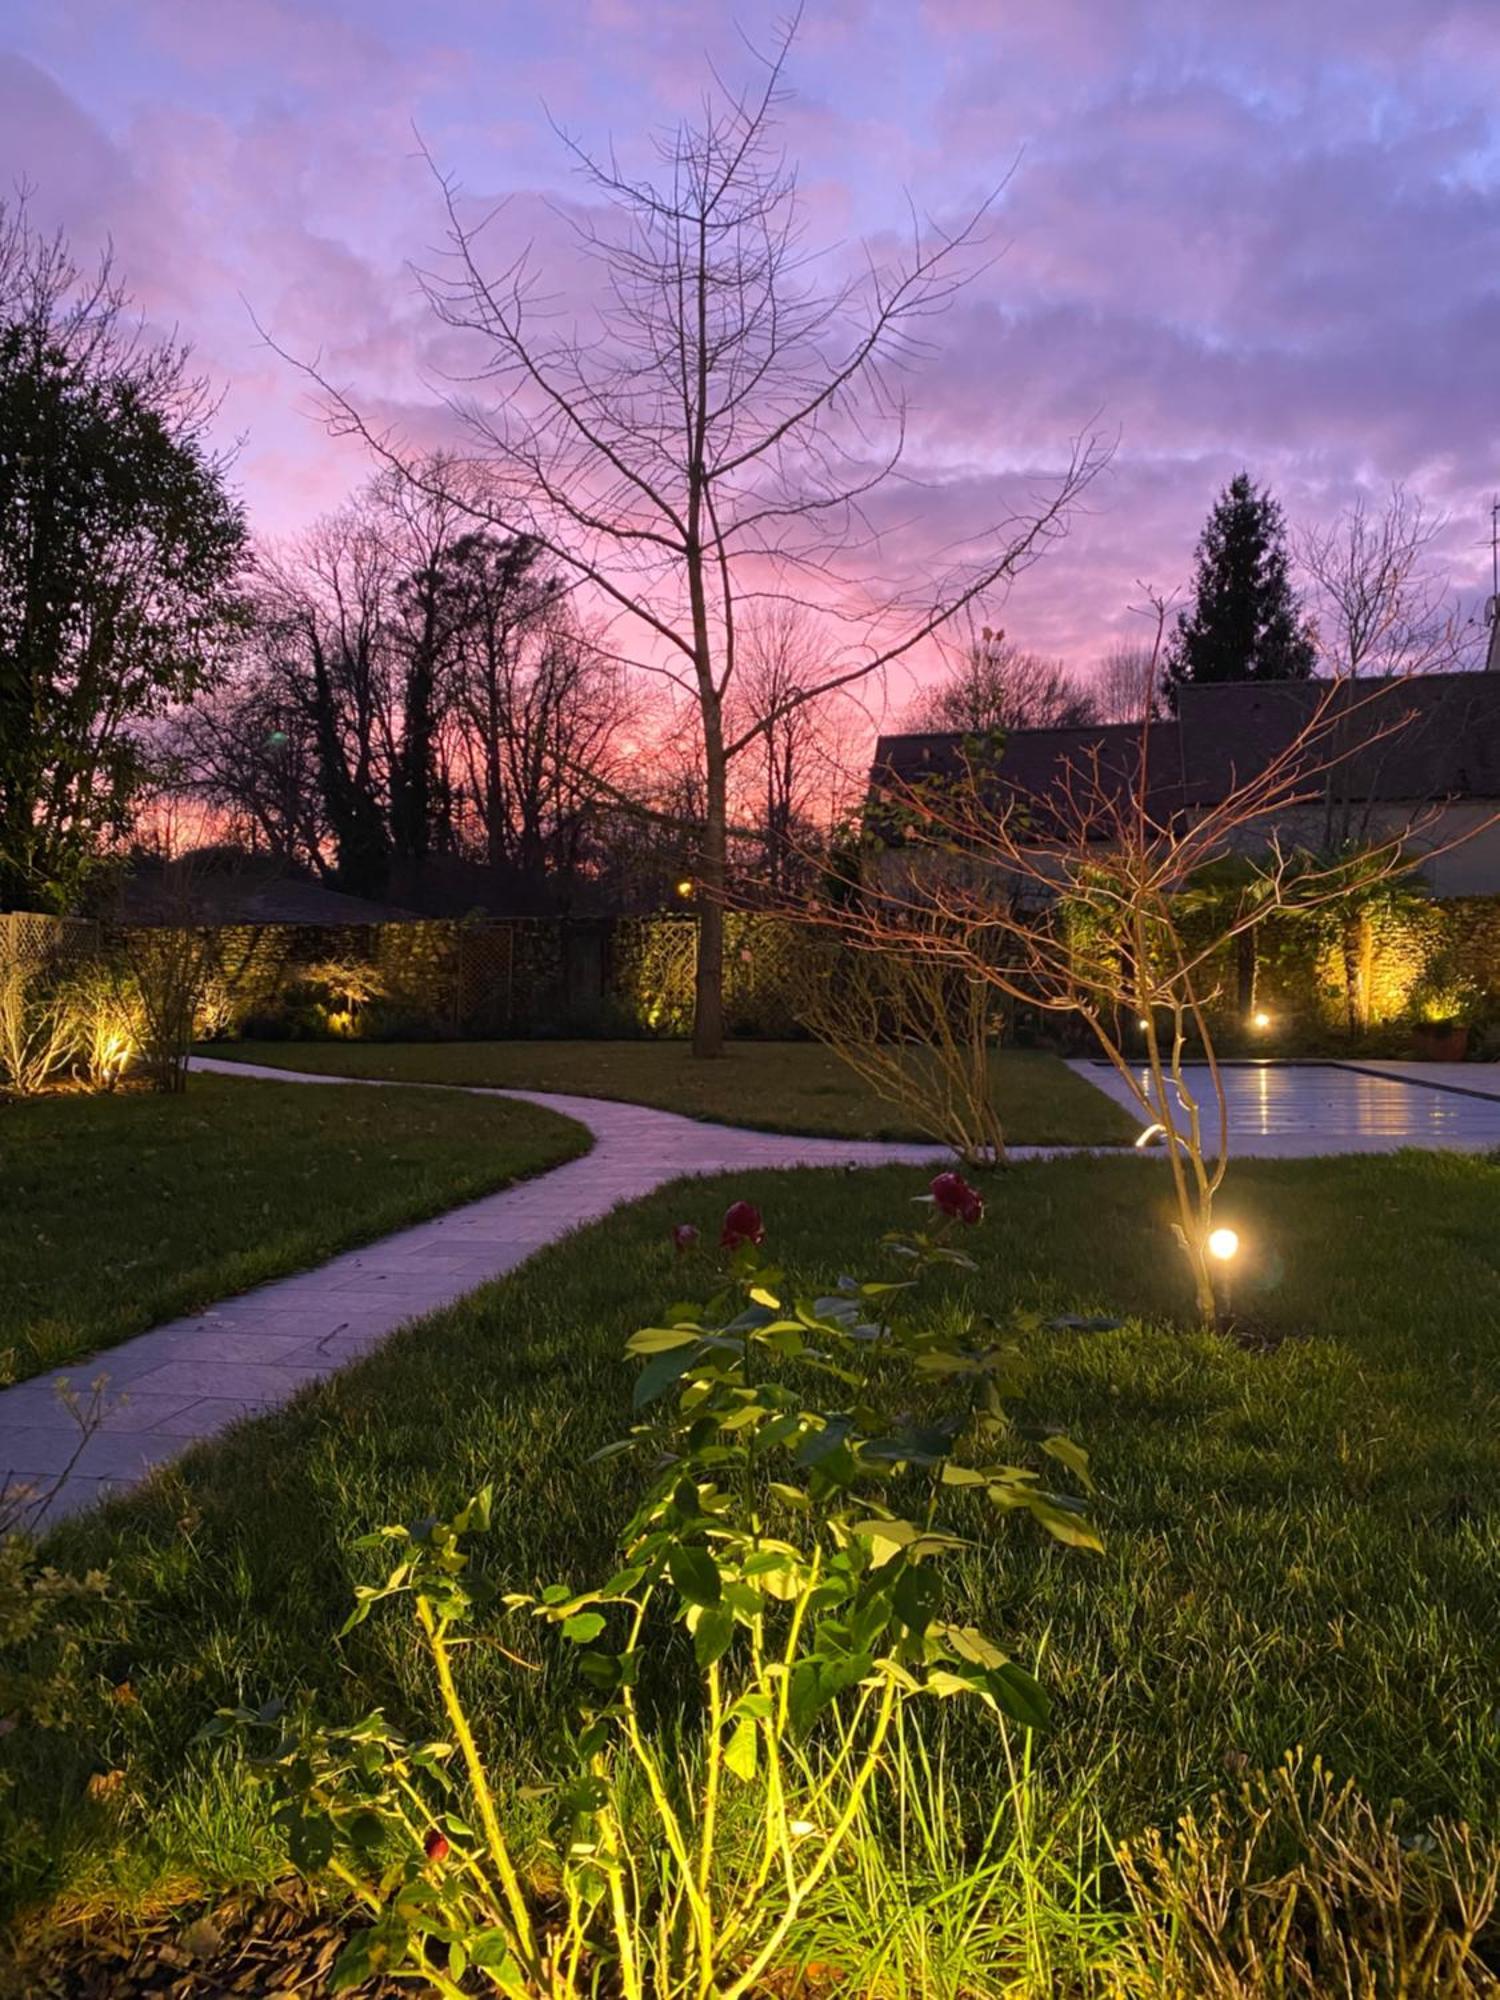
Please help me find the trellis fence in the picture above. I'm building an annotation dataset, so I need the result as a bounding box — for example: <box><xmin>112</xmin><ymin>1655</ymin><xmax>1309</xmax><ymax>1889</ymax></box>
<box><xmin>0</xmin><ymin>912</ymin><xmax>102</xmax><ymax>973</ymax></box>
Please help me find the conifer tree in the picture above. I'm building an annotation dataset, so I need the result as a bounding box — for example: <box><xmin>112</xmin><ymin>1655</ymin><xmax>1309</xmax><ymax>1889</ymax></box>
<box><xmin>1165</xmin><ymin>472</ymin><xmax>1315</xmax><ymax>705</ymax></box>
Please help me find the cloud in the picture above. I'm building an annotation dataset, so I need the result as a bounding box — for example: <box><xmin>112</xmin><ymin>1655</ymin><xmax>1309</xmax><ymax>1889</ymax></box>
<box><xmin>0</xmin><ymin>0</ymin><xmax>1496</xmax><ymax>687</ymax></box>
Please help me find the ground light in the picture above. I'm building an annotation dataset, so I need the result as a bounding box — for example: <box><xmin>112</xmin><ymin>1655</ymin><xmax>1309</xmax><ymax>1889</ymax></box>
<box><xmin>1251</xmin><ymin>1010</ymin><xmax>1272</xmax><ymax>1030</ymax></box>
<box><xmin>1207</xmin><ymin>1226</ymin><xmax>1240</xmax><ymax>1261</ymax></box>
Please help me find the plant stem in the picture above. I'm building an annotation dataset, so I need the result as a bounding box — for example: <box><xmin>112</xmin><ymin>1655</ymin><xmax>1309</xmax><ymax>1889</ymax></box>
<box><xmin>416</xmin><ymin>1593</ymin><xmax>540</xmax><ymax>1971</ymax></box>
<box><xmin>721</xmin><ymin>1674</ymin><xmax>899</xmax><ymax>2000</ymax></box>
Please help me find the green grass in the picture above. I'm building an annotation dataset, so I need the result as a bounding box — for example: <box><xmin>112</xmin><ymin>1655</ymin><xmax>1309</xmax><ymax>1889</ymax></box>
<box><xmin>5</xmin><ymin>1149</ymin><xmax>1497</xmax><ymax>1931</ymax></box>
<box><xmin>200</xmin><ymin>1037</ymin><xmax>1136</xmax><ymax>1146</ymax></box>
<box><xmin>0</xmin><ymin>1075</ymin><xmax>588</xmax><ymax>1384</ymax></box>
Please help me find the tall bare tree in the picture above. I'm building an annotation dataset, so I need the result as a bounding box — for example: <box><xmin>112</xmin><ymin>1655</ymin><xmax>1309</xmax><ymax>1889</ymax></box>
<box><xmin>293</xmin><ymin>23</ymin><xmax>1104</xmax><ymax>1052</ymax></box>
<box><xmin>1298</xmin><ymin>485</ymin><xmax>1468</xmax><ymax>679</ymax></box>
<box><xmin>904</xmin><ymin>621</ymin><xmax>1098</xmax><ymax>734</ymax></box>
<box><xmin>445</xmin><ymin>544</ymin><xmax>636</xmax><ymax>901</ymax></box>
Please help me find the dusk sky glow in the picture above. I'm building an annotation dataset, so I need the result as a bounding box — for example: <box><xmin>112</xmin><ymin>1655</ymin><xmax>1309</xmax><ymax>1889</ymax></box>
<box><xmin>3</xmin><ymin>0</ymin><xmax>1499</xmax><ymax>698</ymax></box>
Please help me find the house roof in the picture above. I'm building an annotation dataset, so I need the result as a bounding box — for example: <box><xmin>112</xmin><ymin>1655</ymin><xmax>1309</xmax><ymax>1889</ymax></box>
<box><xmin>871</xmin><ymin>673</ymin><xmax>1500</xmax><ymax>831</ymax></box>
<box><xmin>116</xmin><ymin>864</ymin><xmax>423</xmax><ymax>928</ymax></box>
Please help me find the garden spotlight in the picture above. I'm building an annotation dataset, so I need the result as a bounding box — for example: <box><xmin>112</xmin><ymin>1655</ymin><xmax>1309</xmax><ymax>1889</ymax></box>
<box><xmin>1251</xmin><ymin>1010</ymin><xmax>1271</xmax><ymax>1030</ymax></box>
<box><xmin>1207</xmin><ymin>1226</ymin><xmax>1240</xmax><ymax>1261</ymax></box>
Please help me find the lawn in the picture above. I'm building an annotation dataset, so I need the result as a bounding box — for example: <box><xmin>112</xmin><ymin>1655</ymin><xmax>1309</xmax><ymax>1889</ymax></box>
<box><xmin>0</xmin><ymin>1075</ymin><xmax>588</xmax><ymax>1384</ymax></box>
<box><xmin>5</xmin><ymin>1148</ymin><xmax>1497</xmax><ymax>1956</ymax></box>
<box><xmin>201</xmin><ymin>1037</ymin><xmax>1137</xmax><ymax>1145</ymax></box>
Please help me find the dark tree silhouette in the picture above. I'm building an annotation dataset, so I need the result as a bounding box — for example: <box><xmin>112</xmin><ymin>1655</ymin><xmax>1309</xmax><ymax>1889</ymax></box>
<box><xmin>1165</xmin><ymin>472</ymin><xmax>1315</xmax><ymax>706</ymax></box>
<box><xmin>0</xmin><ymin>202</ymin><xmax>246</xmax><ymax>912</ymax></box>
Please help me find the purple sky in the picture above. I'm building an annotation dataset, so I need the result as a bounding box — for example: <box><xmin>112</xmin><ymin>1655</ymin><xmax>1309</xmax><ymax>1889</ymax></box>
<box><xmin>4</xmin><ymin>0</ymin><xmax>1499</xmax><ymax>687</ymax></box>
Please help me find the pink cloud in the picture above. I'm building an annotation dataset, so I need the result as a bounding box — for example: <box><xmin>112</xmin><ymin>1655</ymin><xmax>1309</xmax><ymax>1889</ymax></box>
<box><xmin>0</xmin><ymin>0</ymin><xmax>1495</xmax><ymax>698</ymax></box>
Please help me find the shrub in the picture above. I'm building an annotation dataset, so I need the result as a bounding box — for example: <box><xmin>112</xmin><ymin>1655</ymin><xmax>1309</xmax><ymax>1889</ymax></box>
<box><xmin>0</xmin><ymin>960</ymin><xmax>77</xmax><ymax>1096</ymax></box>
<box><xmin>214</xmin><ymin>1192</ymin><xmax>1099</xmax><ymax>1996</ymax></box>
<box><xmin>61</xmin><ymin>961</ymin><xmax>143</xmax><ymax>1090</ymax></box>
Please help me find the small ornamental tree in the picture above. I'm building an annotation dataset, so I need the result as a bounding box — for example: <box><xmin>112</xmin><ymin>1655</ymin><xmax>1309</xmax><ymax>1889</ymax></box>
<box><xmin>785</xmin><ymin>629</ymin><xmax>1470</xmax><ymax>1326</ymax></box>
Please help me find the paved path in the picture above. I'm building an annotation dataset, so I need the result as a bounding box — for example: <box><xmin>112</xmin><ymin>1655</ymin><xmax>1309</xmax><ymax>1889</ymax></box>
<box><xmin>1070</xmin><ymin>1057</ymin><xmax>1500</xmax><ymax>1154</ymax></box>
<box><xmin>1</xmin><ymin>1061</ymin><xmax>953</xmax><ymax>1525</ymax></box>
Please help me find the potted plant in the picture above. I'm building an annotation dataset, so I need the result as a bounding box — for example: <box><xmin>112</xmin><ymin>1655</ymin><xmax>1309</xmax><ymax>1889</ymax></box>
<box><xmin>1410</xmin><ymin>961</ymin><xmax>1479</xmax><ymax>1061</ymax></box>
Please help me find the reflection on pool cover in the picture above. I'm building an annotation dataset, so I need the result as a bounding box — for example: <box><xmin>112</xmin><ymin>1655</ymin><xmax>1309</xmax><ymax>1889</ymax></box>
<box><xmin>1099</xmin><ymin>1061</ymin><xmax>1500</xmax><ymax>1145</ymax></box>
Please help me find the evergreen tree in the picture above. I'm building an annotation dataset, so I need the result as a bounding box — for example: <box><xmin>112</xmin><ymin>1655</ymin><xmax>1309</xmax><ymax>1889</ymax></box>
<box><xmin>1164</xmin><ymin>473</ymin><xmax>1315</xmax><ymax>705</ymax></box>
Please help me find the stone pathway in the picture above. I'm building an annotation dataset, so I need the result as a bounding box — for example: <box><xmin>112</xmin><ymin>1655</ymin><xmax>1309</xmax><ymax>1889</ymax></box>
<box><xmin>0</xmin><ymin>1060</ymin><xmax>953</xmax><ymax>1525</ymax></box>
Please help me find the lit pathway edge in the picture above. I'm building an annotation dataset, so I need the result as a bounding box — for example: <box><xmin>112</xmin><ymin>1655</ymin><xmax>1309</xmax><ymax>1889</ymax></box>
<box><xmin>6</xmin><ymin>1053</ymin><xmax>1493</xmax><ymax>1526</ymax></box>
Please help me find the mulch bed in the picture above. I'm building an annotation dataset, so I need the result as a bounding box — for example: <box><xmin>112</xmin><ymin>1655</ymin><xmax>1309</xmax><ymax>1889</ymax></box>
<box><xmin>3</xmin><ymin>1886</ymin><xmax>412</xmax><ymax>1999</ymax></box>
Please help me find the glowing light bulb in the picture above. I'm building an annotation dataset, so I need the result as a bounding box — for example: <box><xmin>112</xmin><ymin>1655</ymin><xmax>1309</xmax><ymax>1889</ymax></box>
<box><xmin>676</xmin><ymin>878</ymin><xmax>694</xmax><ymax>899</ymax></box>
<box><xmin>1207</xmin><ymin>1227</ymin><xmax>1240</xmax><ymax>1262</ymax></box>
<box><xmin>1137</xmin><ymin>1016</ymin><xmax>1149</xmax><ymax>1029</ymax></box>
<box><xmin>1252</xmin><ymin>1010</ymin><xmax>1271</xmax><ymax>1030</ymax></box>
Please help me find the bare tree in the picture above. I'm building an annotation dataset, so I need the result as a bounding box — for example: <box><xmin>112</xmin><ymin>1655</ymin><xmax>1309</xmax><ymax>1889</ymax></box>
<box><xmin>446</xmin><ymin>556</ymin><xmax>637</xmax><ymax>903</ymax></box>
<box><xmin>1093</xmin><ymin>641</ymin><xmax>1162</xmax><ymax>725</ymax></box>
<box><xmin>905</xmin><ymin>621</ymin><xmax>1098</xmax><ymax>734</ymax></box>
<box><xmin>288</xmin><ymin>22</ymin><xmax>1104</xmax><ymax>1052</ymax></box>
<box><xmin>1299</xmin><ymin>486</ymin><xmax>1468</xmax><ymax>680</ymax></box>
<box><xmin>732</xmin><ymin>602</ymin><xmax>843</xmax><ymax>896</ymax></box>
<box><xmin>167</xmin><ymin>644</ymin><xmax>328</xmax><ymax>875</ymax></box>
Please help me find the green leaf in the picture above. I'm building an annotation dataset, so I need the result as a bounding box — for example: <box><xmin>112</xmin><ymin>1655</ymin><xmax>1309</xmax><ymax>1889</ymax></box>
<box><xmin>693</xmin><ymin>1604</ymin><xmax>735</xmax><ymax>1668</ymax></box>
<box><xmin>284</xmin><ymin>1809</ymin><xmax>334</xmax><ymax>1872</ymax></box>
<box><xmin>724</xmin><ymin>1714</ymin><xmax>758</xmax><ymax>1781</ymax></box>
<box><xmin>329</xmin><ymin>1912</ymin><xmax>410</xmax><ymax>1992</ymax></box>
<box><xmin>633</xmin><ymin>1344</ymin><xmax>702</xmax><ymax>1409</ymax></box>
<box><xmin>847</xmin><ymin>1517</ymin><xmax>916</xmax><ymax>1568</ymax></box>
<box><xmin>470</xmin><ymin>1929</ymin><xmax>526</xmax><ymax>1987</ymax></box>
<box><xmin>626</xmin><ymin>1325</ymin><xmax>702</xmax><ymax>1354</ymax></box>
<box><xmin>861</xmin><ymin>1424</ymin><xmax>956</xmax><ymax>1466</ymax></box>
<box><xmin>668</xmin><ymin>1544</ymin><xmax>722</xmax><ymax>1607</ymax></box>
<box><xmin>940</xmin><ymin>1623</ymin><xmax>1007</xmax><ymax>1670</ymax></box>
<box><xmin>988</xmin><ymin>1661</ymin><xmax>1052</xmax><ymax>1730</ymax></box>
<box><xmin>893</xmin><ymin>1564</ymin><xmax>942</xmax><ymax>1637</ymax></box>
<box><xmin>1040</xmin><ymin>1434</ymin><xmax>1096</xmax><ymax>1494</ymax></box>
<box><xmin>1025</xmin><ymin>1493</ymin><xmax>1104</xmax><ymax>1553</ymax></box>
<box><xmin>561</xmin><ymin>1611</ymin><xmax>606</xmax><ymax>1644</ymax></box>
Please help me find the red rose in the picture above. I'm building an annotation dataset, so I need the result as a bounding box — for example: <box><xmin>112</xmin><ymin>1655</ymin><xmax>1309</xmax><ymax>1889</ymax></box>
<box><xmin>424</xmin><ymin>1828</ymin><xmax>450</xmax><ymax>1864</ymax></box>
<box><xmin>930</xmin><ymin>1170</ymin><xmax>983</xmax><ymax>1226</ymax></box>
<box><xmin>673</xmin><ymin>1222</ymin><xmax>700</xmax><ymax>1254</ymax></box>
<box><xmin>720</xmin><ymin>1200</ymin><xmax>765</xmax><ymax>1250</ymax></box>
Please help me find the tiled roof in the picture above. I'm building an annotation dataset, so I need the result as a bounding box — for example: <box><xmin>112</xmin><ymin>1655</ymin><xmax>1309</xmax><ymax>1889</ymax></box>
<box><xmin>871</xmin><ymin>673</ymin><xmax>1500</xmax><ymax>829</ymax></box>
